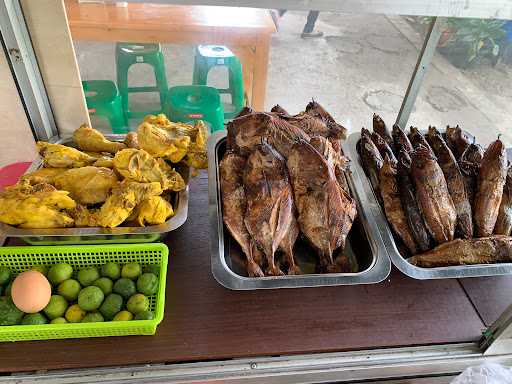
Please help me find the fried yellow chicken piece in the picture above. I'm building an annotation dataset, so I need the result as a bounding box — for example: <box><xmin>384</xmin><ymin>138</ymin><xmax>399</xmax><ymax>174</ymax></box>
<box><xmin>53</xmin><ymin>166</ymin><xmax>118</xmax><ymax>205</ymax></box>
<box><xmin>20</xmin><ymin>167</ymin><xmax>66</xmax><ymax>184</ymax></box>
<box><xmin>185</xmin><ymin>120</ymin><xmax>208</xmax><ymax>171</ymax></box>
<box><xmin>0</xmin><ymin>181</ymin><xmax>76</xmax><ymax>228</ymax></box>
<box><xmin>68</xmin><ymin>204</ymin><xmax>99</xmax><ymax>227</ymax></box>
<box><xmin>96</xmin><ymin>181</ymin><xmax>163</xmax><ymax>228</ymax></box>
<box><xmin>137</xmin><ymin>121</ymin><xmax>191</xmax><ymax>162</ymax></box>
<box><xmin>73</xmin><ymin>124</ymin><xmax>126</xmax><ymax>154</ymax></box>
<box><xmin>37</xmin><ymin>142</ymin><xmax>96</xmax><ymax>168</ymax></box>
<box><xmin>129</xmin><ymin>196</ymin><xmax>174</xmax><ymax>226</ymax></box>
<box><xmin>93</xmin><ymin>157</ymin><xmax>114</xmax><ymax>168</ymax></box>
<box><xmin>124</xmin><ymin>132</ymin><xmax>140</xmax><ymax>149</ymax></box>
<box><xmin>113</xmin><ymin>148</ymin><xmax>185</xmax><ymax>191</ymax></box>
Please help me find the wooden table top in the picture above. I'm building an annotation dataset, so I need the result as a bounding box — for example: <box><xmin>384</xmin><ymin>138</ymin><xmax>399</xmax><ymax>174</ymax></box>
<box><xmin>0</xmin><ymin>174</ymin><xmax>487</xmax><ymax>373</ymax></box>
<box><xmin>65</xmin><ymin>1</ymin><xmax>276</xmax><ymax>35</ymax></box>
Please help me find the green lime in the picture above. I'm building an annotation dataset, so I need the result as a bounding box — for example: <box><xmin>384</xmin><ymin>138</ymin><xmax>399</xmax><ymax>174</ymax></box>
<box><xmin>4</xmin><ymin>282</ymin><xmax>12</xmax><ymax>297</ymax></box>
<box><xmin>0</xmin><ymin>297</ymin><xmax>23</xmax><ymax>325</ymax></box>
<box><xmin>121</xmin><ymin>263</ymin><xmax>142</xmax><ymax>280</ymax></box>
<box><xmin>101</xmin><ymin>262</ymin><xmax>121</xmax><ymax>280</ymax></box>
<box><xmin>144</xmin><ymin>264</ymin><xmax>160</xmax><ymax>276</ymax></box>
<box><xmin>126</xmin><ymin>294</ymin><xmax>149</xmax><ymax>315</ymax></box>
<box><xmin>135</xmin><ymin>310</ymin><xmax>155</xmax><ymax>320</ymax></box>
<box><xmin>99</xmin><ymin>293</ymin><xmax>123</xmax><ymax>320</ymax></box>
<box><xmin>57</xmin><ymin>279</ymin><xmax>81</xmax><ymax>301</ymax></box>
<box><xmin>137</xmin><ymin>273</ymin><xmax>158</xmax><ymax>296</ymax></box>
<box><xmin>65</xmin><ymin>304</ymin><xmax>85</xmax><ymax>323</ymax></box>
<box><xmin>0</xmin><ymin>267</ymin><xmax>11</xmax><ymax>286</ymax></box>
<box><xmin>113</xmin><ymin>310</ymin><xmax>133</xmax><ymax>321</ymax></box>
<box><xmin>81</xmin><ymin>312</ymin><xmax>104</xmax><ymax>323</ymax></box>
<box><xmin>77</xmin><ymin>267</ymin><xmax>100</xmax><ymax>287</ymax></box>
<box><xmin>43</xmin><ymin>295</ymin><xmax>68</xmax><ymax>320</ymax></box>
<box><xmin>21</xmin><ymin>313</ymin><xmax>48</xmax><ymax>325</ymax></box>
<box><xmin>31</xmin><ymin>265</ymin><xmax>48</xmax><ymax>276</ymax></box>
<box><xmin>93</xmin><ymin>277</ymin><xmax>113</xmax><ymax>295</ymax></box>
<box><xmin>113</xmin><ymin>278</ymin><xmax>136</xmax><ymax>299</ymax></box>
<box><xmin>50</xmin><ymin>317</ymin><xmax>67</xmax><ymax>324</ymax></box>
<box><xmin>78</xmin><ymin>286</ymin><xmax>104</xmax><ymax>311</ymax></box>
<box><xmin>48</xmin><ymin>264</ymin><xmax>73</xmax><ymax>286</ymax></box>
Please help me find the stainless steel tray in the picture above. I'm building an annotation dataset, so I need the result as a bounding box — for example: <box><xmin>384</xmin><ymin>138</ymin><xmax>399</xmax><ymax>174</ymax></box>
<box><xmin>207</xmin><ymin>131</ymin><xmax>390</xmax><ymax>290</ymax></box>
<box><xmin>0</xmin><ymin>135</ymin><xmax>188</xmax><ymax>243</ymax></box>
<box><xmin>346</xmin><ymin>132</ymin><xmax>512</xmax><ymax>279</ymax></box>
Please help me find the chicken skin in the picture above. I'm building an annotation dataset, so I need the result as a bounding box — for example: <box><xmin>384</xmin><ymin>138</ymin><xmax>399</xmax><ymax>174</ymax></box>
<box><xmin>129</xmin><ymin>196</ymin><xmax>174</xmax><ymax>226</ymax></box>
<box><xmin>137</xmin><ymin>119</ymin><xmax>191</xmax><ymax>162</ymax></box>
<box><xmin>37</xmin><ymin>142</ymin><xmax>96</xmax><ymax>168</ymax></box>
<box><xmin>73</xmin><ymin>124</ymin><xmax>126</xmax><ymax>154</ymax></box>
<box><xmin>20</xmin><ymin>167</ymin><xmax>66</xmax><ymax>184</ymax></box>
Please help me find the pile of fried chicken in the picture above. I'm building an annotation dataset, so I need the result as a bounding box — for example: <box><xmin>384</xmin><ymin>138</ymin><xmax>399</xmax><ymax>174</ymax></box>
<box><xmin>0</xmin><ymin>114</ymin><xmax>208</xmax><ymax>229</ymax></box>
<box><xmin>220</xmin><ymin>102</ymin><xmax>358</xmax><ymax>277</ymax></box>
<box><xmin>359</xmin><ymin>114</ymin><xmax>512</xmax><ymax>268</ymax></box>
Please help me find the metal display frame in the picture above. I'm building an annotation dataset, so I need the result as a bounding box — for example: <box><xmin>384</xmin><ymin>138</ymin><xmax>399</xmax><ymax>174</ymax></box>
<box><xmin>3</xmin><ymin>0</ymin><xmax>512</xmax><ymax>382</ymax></box>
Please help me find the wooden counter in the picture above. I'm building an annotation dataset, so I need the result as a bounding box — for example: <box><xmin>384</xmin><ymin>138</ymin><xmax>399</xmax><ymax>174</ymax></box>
<box><xmin>0</xmin><ymin>174</ymin><xmax>504</xmax><ymax>373</ymax></box>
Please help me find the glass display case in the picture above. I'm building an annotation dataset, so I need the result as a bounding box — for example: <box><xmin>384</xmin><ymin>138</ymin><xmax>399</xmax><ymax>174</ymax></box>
<box><xmin>2</xmin><ymin>0</ymin><xmax>512</xmax><ymax>382</ymax></box>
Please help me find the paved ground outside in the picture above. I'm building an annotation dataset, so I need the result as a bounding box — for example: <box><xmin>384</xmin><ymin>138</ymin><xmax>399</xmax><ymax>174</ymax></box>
<box><xmin>75</xmin><ymin>10</ymin><xmax>512</xmax><ymax>147</ymax></box>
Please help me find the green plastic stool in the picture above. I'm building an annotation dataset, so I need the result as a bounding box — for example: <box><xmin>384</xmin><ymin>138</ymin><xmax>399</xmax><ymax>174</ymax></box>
<box><xmin>82</xmin><ymin>80</ymin><xmax>128</xmax><ymax>134</ymax></box>
<box><xmin>166</xmin><ymin>85</ymin><xmax>224</xmax><ymax>132</ymax></box>
<box><xmin>115</xmin><ymin>42</ymin><xmax>168</xmax><ymax>119</ymax></box>
<box><xmin>192</xmin><ymin>45</ymin><xmax>244</xmax><ymax>120</ymax></box>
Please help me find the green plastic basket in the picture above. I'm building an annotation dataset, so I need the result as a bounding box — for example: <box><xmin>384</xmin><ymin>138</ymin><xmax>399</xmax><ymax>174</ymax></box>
<box><xmin>21</xmin><ymin>233</ymin><xmax>162</xmax><ymax>246</ymax></box>
<box><xmin>0</xmin><ymin>243</ymin><xmax>168</xmax><ymax>342</ymax></box>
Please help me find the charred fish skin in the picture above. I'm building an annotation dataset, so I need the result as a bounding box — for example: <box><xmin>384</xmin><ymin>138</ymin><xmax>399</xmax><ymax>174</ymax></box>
<box><xmin>305</xmin><ymin>101</ymin><xmax>347</xmax><ymax>140</ymax></box>
<box><xmin>396</xmin><ymin>150</ymin><xmax>433</xmax><ymax>252</ymax></box>
<box><xmin>408</xmin><ymin>126</ymin><xmax>433</xmax><ymax>153</ymax></box>
<box><xmin>270</xmin><ymin>104</ymin><xmax>290</xmax><ymax>117</ymax></box>
<box><xmin>219</xmin><ymin>152</ymin><xmax>264</xmax><ymax>277</ymax></box>
<box><xmin>459</xmin><ymin>142</ymin><xmax>485</xmax><ymax>210</ymax></box>
<box><xmin>474</xmin><ymin>139</ymin><xmax>508</xmax><ymax>237</ymax></box>
<box><xmin>372</xmin><ymin>113</ymin><xmax>393</xmax><ymax>146</ymax></box>
<box><xmin>379</xmin><ymin>155</ymin><xmax>418</xmax><ymax>254</ymax></box>
<box><xmin>411</xmin><ymin>146</ymin><xmax>457</xmax><ymax>244</ymax></box>
<box><xmin>392</xmin><ymin>124</ymin><xmax>414</xmax><ymax>154</ymax></box>
<box><xmin>243</xmin><ymin>144</ymin><xmax>302</xmax><ymax>277</ymax></box>
<box><xmin>371</xmin><ymin>131</ymin><xmax>396</xmax><ymax>163</ymax></box>
<box><xmin>426</xmin><ymin>127</ymin><xmax>473</xmax><ymax>239</ymax></box>
<box><xmin>287</xmin><ymin>141</ymin><xmax>356</xmax><ymax>272</ymax></box>
<box><xmin>408</xmin><ymin>236</ymin><xmax>512</xmax><ymax>268</ymax></box>
<box><xmin>445</xmin><ymin>125</ymin><xmax>470</xmax><ymax>160</ymax></box>
<box><xmin>309</xmin><ymin>136</ymin><xmax>351</xmax><ymax>193</ymax></box>
<box><xmin>359</xmin><ymin>130</ymin><xmax>384</xmax><ymax>198</ymax></box>
<box><xmin>495</xmin><ymin>167</ymin><xmax>512</xmax><ymax>236</ymax></box>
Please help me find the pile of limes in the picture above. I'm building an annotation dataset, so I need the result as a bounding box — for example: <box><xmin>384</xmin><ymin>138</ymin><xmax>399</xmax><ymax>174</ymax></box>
<box><xmin>0</xmin><ymin>262</ymin><xmax>159</xmax><ymax>325</ymax></box>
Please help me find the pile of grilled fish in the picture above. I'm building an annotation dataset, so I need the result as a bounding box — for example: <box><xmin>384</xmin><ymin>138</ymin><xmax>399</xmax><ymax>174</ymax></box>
<box><xmin>359</xmin><ymin>114</ymin><xmax>512</xmax><ymax>268</ymax></box>
<box><xmin>219</xmin><ymin>102</ymin><xmax>358</xmax><ymax>277</ymax></box>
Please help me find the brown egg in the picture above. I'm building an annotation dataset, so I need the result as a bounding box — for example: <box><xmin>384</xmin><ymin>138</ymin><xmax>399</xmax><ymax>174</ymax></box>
<box><xmin>11</xmin><ymin>271</ymin><xmax>51</xmax><ymax>313</ymax></box>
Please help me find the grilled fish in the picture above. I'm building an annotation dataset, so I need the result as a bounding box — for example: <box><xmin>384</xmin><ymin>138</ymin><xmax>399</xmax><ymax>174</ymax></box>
<box><xmin>287</xmin><ymin>141</ymin><xmax>357</xmax><ymax>272</ymax></box>
<box><xmin>380</xmin><ymin>155</ymin><xmax>418</xmax><ymax>254</ymax></box>
<box><xmin>408</xmin><ymin>126</ymin><xmax>433</xmax><ymax>152</ymax></box>
<box><xmin>474</xmin><ymin>139</ymin><xmax>508</xmax><ymax>237</ymax></box>
<box><xmin>408</xmin><ymin>236</ymin><xmax>512</xmax><ymax>268</ymax></box>
<box><xmin>359</xmin><ymin>130</ymin><xmax>383</xmax><ymax>198</ymax></box>
<box><xmin>243</xmin><ymin>144</ymin><xmax>300</xmax><ymax>276</ymax></box>
<box><xmin>304</xmin><ymin>100</ymin><xmax>347</xmax><ymax>140</ymax></box>
<box><xmin>459</xmin><ymin>142</ymin><xmax>485</xmax><ymax>210</ymax></box>
<box><xmin>371</xmin><ymin>131</ymin><xmax>396</xmax><ymax>163</ymax></box>
<box><xmin>227</xmin><ymin>112</ymin><xmax>310</xmax><ymax>158</ymax></box>
<box><xmin>445</xmin><ymin>125</ymin><xmax>470</xmax><ymax>160</ymax></box>
<box><xmin>495</xmin><ymin>168</ymin><xmax>512</xmax><ymax>236</ymax></box>
<box><xmin>219</xmin><ymin>152</ymin><xmax>264</xmax><ymax>277</ymax></box>
<box><xmin>411</xmin><ymin>146</ymin><xmax>456</xmax><ymax>244</ymax></box>
<box><xmin>271</xmin><ymin>104</ymin><xmax>291</xmax><ymax>117</ymax></box>
<box><xmin>396</xmin><ymin>150</ymin><xmax>433</xmax><ymax>252</ymax></box>
<box><xmin>392</xmin><ymin>124</ymin><xmax>413</xmax><ymax>154</ymax></box>
<box><xmin>373</xmin><ymin>113</ymin><xmax>393</xmax><ymax>147</ymax></box>
<box><xmin>426</xmin><ymin>127</ymin><xmax>472</xmax><ymax>239</ymax></box>
<box><xmin>309</xmin><ymin>136</ymin><xmax>350</xmax><ymax>193</ymax></box>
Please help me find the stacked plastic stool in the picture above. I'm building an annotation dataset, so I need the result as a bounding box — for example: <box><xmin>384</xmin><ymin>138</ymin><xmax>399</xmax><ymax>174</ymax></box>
<box><xmin>115</xmin><ymin>42</ymin><xmax>168</xmax><ymax>119</ymax></box>
<box><xmin>82</xmin><ymin>80</ymin><xmax>127</xmax><ymax>134</ymax></box>
<box><xmin>166</xmin><ymin>85</ymin><xmax>224</xmax><ymax>132</ymax></box>
<box><xmin>192</xmin><ymin>45</ymin><xmax>244</xmax><ymax>120</ymax></box>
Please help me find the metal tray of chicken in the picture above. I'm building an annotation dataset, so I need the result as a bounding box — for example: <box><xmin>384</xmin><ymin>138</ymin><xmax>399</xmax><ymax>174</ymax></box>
<box><xmin>208</xmin><ymin>131</ymin><xmax>390</xmax><ymax>290</ymax></box>
<box><xmin>346</xmin><ymin>131</ymin><xmax>512</xmax><ymax>279</ymax></box>
<box><xmin>0</xmin><ymin>134</ymin><xmax>189</xmax><ymax>244</ymax></box>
